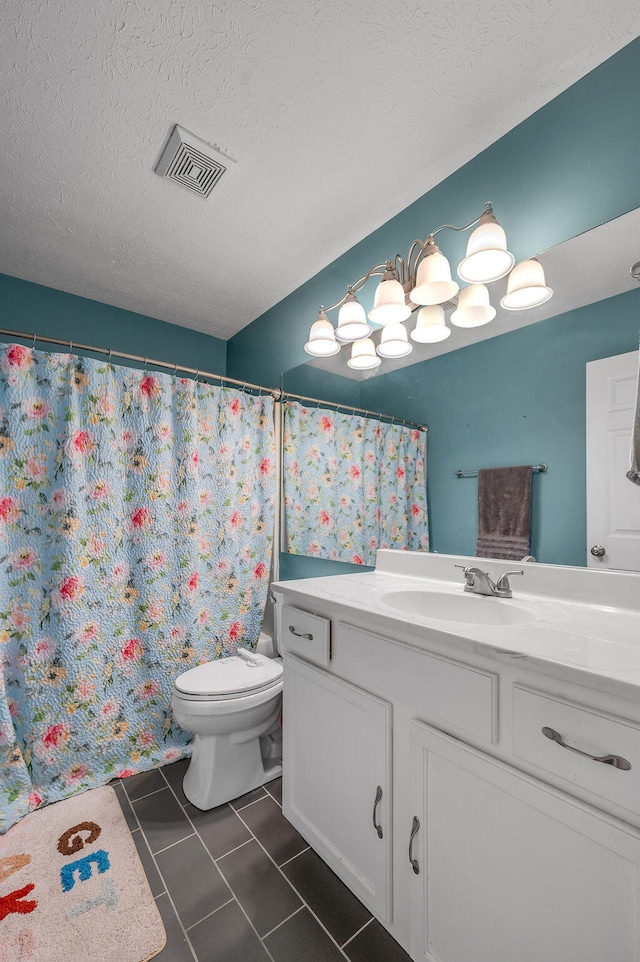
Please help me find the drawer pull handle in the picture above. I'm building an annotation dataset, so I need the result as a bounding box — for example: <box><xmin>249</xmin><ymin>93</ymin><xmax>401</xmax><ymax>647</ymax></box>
<box><xmin>408</xmin><ymin>816</ymin><xmax>420</xmax><ymax>875</ymax></box>
<box><xmin>372</xmin><ymin>785</ymin><xmax>383</xmax><ymax>839</ymax></box>
<box><xmin>289</xmin><ymin>625</ymin><xmax>313</xmax><ymax>640</ymax></box>
<box><xmin>542</xmin><ymin>727</ymin><xmax>632</xmax><ymax>771</ymax></box>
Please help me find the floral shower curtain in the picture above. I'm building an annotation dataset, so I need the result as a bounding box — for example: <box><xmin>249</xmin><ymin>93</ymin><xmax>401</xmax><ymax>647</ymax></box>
<box><xmin>283</xmin><ymin>401</ymin><xmax>429</xmax><ymax>565</ymax></box>
<box><xmin>0</xmin><ymin>342</ymin><xmax>275</xmax><ymax>831</ymax></box>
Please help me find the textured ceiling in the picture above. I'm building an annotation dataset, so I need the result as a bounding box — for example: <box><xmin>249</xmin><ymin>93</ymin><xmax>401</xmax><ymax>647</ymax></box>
<box><xmin>1</xmin><ymin>1</ymin><xmax>638</xmax><ymax>339</ymax></box>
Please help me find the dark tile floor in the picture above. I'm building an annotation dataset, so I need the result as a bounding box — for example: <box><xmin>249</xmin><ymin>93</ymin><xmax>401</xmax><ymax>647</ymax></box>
<box><xmin>113</xmin><ymin>759</ymin><xmax>411</xmax><ymax>962</ymax></box>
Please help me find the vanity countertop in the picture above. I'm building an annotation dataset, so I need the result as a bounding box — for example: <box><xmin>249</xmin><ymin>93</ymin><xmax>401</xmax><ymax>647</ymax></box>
<box><xmin>273</xmin><ymin>550</ymin><xmax>640</xmax><ymax>702</ymax></box>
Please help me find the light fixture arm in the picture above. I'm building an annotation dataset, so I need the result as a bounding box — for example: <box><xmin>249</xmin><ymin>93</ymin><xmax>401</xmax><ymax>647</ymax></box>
<box><xmin>323</xmin><ymin>263</ymin><xmax>389</xmax><ymax>312</ymax></box>
<box><xmin>408</xmin><ymin>203</ymin><xmax>494</xmax><ymax>277</ymax></box>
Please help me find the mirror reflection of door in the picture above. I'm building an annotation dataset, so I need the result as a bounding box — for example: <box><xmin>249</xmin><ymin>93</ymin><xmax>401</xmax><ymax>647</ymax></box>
<box><xmin>586</xmin><ymin>350</ymin><xmax>640</xmax><ymax>571</ymax></box>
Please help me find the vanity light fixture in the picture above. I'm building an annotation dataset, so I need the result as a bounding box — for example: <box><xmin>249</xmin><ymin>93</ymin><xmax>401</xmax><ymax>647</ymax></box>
<box><xmin>368</xmin><ymin>270</ymin><xmax>412</xmax><ymax>325</ymax></box>
<box><xmin>457</xmin><ymin>207</ymin><xmax>515</xmax><ymax>283</ymax></box>
<box><xmin>500</xmin><ymin>258</ymin><xmax>553</xmax><ymax>310</ymax></box>
<box><xmin>335</xmin><ymin>290</ymin><xmax>371</xmax><ymax>341</ymax></box>
<box><xmin>347</xmin><ymin>338</ymin><xmax>381</xmax><ymax>370</ymax></box>
<box><xmin>450</xmin><ymin>284</ymin><xmax>496</xmax><ymax>328</ymax></box>
<box><xmin>410</xmin><ymin>305</ymin><xmax>451</xmax><ymax>343</ymax></box>
<box><xmin>304</xmin><ymin>309</ymin><xmax>341</xmax><ymax>356</ymax></box>
<box><xmin>377</xmin><ymin>323</ymin><xmax>412</xmax><ymax>358</ymax></box>
<box><xmin>303</xmin><ymin>203</ymin><xmax>552</xmax><ymax>367</ymax></box>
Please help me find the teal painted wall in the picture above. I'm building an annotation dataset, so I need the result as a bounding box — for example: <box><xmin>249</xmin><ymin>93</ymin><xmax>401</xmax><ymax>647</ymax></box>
<box><xmin>360</xmin><ymin>288</ymin><xmax>640</xmax><ymax>568</ymax></box>
<box><xmin>227</xmin><ymin>36</ymin><xmax>640</xmax><ymax>579</ymax></box>
<box><xmin>281</xmin><ymin>363</ymin><xmax>361</xmax><ymax>408</ymax></box>
<box><xmin>227</xmin><ymin>37</ymin><xmax>640</xmax><ymax>387</ymax></box>
<box><xmin>0</xmin><ymin>273</ymin><xmax>227</xmax><ymax>375</ymax></box>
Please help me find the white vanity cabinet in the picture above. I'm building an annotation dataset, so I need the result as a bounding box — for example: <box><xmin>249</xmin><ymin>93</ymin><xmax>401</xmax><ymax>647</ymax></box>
<box><xmin>277</xmin><ymin>580</ymin><xmax>640</xmax><ymax>962</ymax></box>
<box><xmin>283</xmin><ymin>653</ymin><xmax>392</xmax><ymax>921</ymax></box>
<box><xmin>410</xmin><ymin>721</ymin><xmax>640</xmax><ymax>962</ymax></box>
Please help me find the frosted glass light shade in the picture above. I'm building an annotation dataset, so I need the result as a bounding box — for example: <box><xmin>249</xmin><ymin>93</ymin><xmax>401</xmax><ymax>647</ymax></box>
<box><xmin>458</xmin><ymin>213</ymin><xmax>514</xmax><ymax>283</ymax></box>
<box><xmin>336</xmin><ymin>293</ymin><xmax>370</xmax><ymax>341</ymax></box>
<box><xmin>368</xmin><ymin>277</ymin><xmax>411</xmax><ymax>325</ymax></box>
<box><xmin>450</xmin><ymin>284</ymin><xmax>496</xmax><ymax>328</ymax></box>
<box><xmin>500</xmin><ymin>259</ymin><xmax>553</xmax><ymax>310</ymax></box>
<box><xmin>304</xmin><ymin>311</ymin><xmax>340</xmax><ymax>356</ymax></box>
<box><xmin>347</xmin><ymin>338</ymin><xmax>381</xmax><ymax>370</ymax></box>
<box><xmin>376</xmin><ymin>323</ymin><xmax>413</xmax><ymax>358</ymax></box>
<box><xmin>410</xmin><ymin>251</ymin><xmax>459</xmax><ymax>305</ymax></box>
<box><xmin>411</xmin><ymin>305</ymin><xmax>451</xmax><ymax>343</ymax></box>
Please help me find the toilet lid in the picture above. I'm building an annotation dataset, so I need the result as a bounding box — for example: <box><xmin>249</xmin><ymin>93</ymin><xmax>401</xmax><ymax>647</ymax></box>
<box><xmin>174</xmin><ymin>654</ymin><xmax>282</xmax><ymax>697</ymax></box>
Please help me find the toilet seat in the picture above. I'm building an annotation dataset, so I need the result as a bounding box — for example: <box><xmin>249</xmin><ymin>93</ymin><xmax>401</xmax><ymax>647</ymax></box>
<box><xmin>174</xmin><ymin>653</ymin><xmax>283</xmax><ymax>700</ymax></box>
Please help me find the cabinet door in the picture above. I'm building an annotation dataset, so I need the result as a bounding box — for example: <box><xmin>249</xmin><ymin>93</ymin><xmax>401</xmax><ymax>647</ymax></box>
<box><xmin>283</xmin><ymin>654</ymin><xmax>392</xmax><ymax>921</ymax></box>
<box><xmin>409</xmin><ymin>720</ymin><xmax>640</xmax><ymax>962</ymax></box>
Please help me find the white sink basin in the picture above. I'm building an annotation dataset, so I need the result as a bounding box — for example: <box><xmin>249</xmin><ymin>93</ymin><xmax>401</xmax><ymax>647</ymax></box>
<box><xmin>379</xmin><ymin>589</ymin><xmax>536</xmax><ymax>626</ymax></box>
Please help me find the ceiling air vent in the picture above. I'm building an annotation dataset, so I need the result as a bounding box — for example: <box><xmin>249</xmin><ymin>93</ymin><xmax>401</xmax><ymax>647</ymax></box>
<box><xmin>155</xmin><ymin>125</ymin><xmax>233</xmax><ymax>199</ymax></box>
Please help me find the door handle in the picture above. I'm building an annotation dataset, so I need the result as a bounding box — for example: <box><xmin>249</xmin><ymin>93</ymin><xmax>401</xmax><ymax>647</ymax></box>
<box><xmin>408</xmin><ymin>816</ymin><xmax>420</xmax><ymax>874</ymax></box>
<box><xmin>542</xmin><ymin>727</ymin><xmax>631</xmax><ymax>770</ymax></box>
<box><xmin>372</xmin><ymin>785</ymin><xmax>383</xmax><ymax>839</ymax></box>
<box><xmin>590</xmin><ymin>545</ymin><xmax>606</xmax><ymax>557</ymax></box>
<box><xmin>288</xmin><ymin>625</ymin><xmax>313</xmax><ymax>640</ymax></box>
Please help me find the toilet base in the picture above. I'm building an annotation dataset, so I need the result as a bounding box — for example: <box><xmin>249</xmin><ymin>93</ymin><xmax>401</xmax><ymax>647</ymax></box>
<box><xmin>182</xmin><ymin>701</ymin><xmax>282</xmax><ymax>810</ymax></box>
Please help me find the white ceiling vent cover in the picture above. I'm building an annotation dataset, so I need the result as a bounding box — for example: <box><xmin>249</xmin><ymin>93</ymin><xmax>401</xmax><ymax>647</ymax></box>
<box><xmin>155</xmin><ymin>125</ymin><xmax>233</xmax><ymax>199</ymax></box>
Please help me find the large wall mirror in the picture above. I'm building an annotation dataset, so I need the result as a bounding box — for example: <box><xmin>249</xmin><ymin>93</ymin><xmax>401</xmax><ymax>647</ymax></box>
<box><xmin>280</xmin><ymin>206</ymin><xmax>640</xmax><ymax>569</ymax></box>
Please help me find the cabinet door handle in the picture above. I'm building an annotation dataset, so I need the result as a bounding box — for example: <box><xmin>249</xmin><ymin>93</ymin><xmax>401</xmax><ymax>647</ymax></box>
<box><xmin>408</xmin><ymin>816</ymin><xmax>420</xmax><ymax>875</ymax></box>
<box><xmin>372</xmin><ymin>785</ymin><xmax>383</xmax><ymax>839</ymax></box>
<box><xmin>542</xmin><ymin>727</ymin><xmax>632</xmax><ymax>770</ymax></box>
<box><xmin>288</xmin><ymin>625</ymin><xmax>313</xmax><ymax>640</ymax></box>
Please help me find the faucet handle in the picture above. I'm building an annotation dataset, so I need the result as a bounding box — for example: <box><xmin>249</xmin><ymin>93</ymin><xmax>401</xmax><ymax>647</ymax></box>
<box><xmin>495</xmin><ymin>569</ymin><xmax>524</xmax><ymax>594</ymax></box>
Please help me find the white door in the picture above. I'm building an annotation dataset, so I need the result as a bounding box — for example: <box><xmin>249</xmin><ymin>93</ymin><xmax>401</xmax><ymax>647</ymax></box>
<box><xmin>282</xmin><ymin>654</ymin><xmax>392</xmax><ymax>921</ymax></box>
<box><xmin>409</xmin><ymin>720</ymin><xmax>640</xmax><ymax>962</ymax></box>
<box><xmin>586</xmin><ymin>350</ymin><xmax>640</xmax><ymax>570</ymax></box>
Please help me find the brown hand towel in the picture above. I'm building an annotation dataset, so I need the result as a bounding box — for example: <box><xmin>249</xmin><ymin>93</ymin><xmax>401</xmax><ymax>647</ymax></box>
<box><xmin>476</xmin><ymin>465</ymin><xmax>533</xmax><ymax>560</ymax></box>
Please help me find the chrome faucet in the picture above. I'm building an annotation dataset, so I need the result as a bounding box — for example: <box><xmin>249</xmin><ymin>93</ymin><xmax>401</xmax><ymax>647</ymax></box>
<box><xmin>455</xmin><ymin>564</ymin><xmax>524</xmax><ymax>598</ymax></box>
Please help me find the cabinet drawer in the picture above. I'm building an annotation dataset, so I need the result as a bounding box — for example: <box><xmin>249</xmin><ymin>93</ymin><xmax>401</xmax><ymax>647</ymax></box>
<box><xmin>335</xmin><ymin>624</ymin><xmax>498</xmax><ymax>744</ymax></box>
<box><xmin>281</xmin><ymin>604</ymin><xmax>330</xmax><ymax>666</ymax></box>
<box><xmin>512</xmin><ymin>685</ymin><xmax>640</xmax><ymax>817</ymax></box>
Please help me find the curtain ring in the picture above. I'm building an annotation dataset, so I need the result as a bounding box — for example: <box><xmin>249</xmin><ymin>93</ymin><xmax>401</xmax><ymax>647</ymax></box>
<box><xmin>69</xmin><ymin>339</ymin><xmax>73</xmax><ymax>353</ymax></box>
<box><xmin>173</xmin><ymin>363</ymin><xmax>178</xmax><ymax>377</ymax></box>
<box><xmin>143</xmin><ymin>358</ymin><xmax>148</xmax><ymax>373</ymax></box>
<box><xmin>195</xmin><ymin>370</ymin><xmax>199</xmax><ymax>383</ymax></box>
<box><xmin>108</xmin><ymin>348</ymin><xmax>112</xmax><ymax>363</ymax></box>
<box><xmin>32</xmin><ymin>332</ymin><xmax>37</xmax><ymax>348</ymax></box>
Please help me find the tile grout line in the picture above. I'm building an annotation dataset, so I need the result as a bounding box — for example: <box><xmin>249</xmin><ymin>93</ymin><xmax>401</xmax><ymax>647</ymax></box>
<box><xmin>340</xmin><ymin>915</ymin><xmax>374</xmax><ymax>949</ymax></box>
<box><xmin>261</xmin><ymin>904</ymin><xmax>305</xmax><ymax>940</ymax></box>
<box><xmin>230</xmin><ymin>792</ymin><xmax>271</xmax><ymax>813</ymax></box>
<box><xmin>153</xmin><ymin>831</ymin><xmax>197</xmax><ymax>856</ymax></box>
<box><xmin>278</xmin><ymin>845</ymin><xmax>311</xmax><ymax>868</ymax></box>
<box><xmin>123</xmin><ymin>783</ymin><xmax>170</xmax><ymax>805</ymax></box>
<box><xmin>213</xmin><ymin>837</ymin><xmax>253</xmax><ymax>862</ymax></box>
<box><xmin>117</xmin><ymin>782</ymin><xmax>200</xmax><ymax>962</ymax></box>
<box><xmin>159</xmin><ymin>764</ymin><xmax>279</xmax><ymax>962</ymax></box>
<box><xmin>185</xmin><ymin>896</ymin><xmax>236</xmax><ymax>932</ymax></box>
<box><xmin>233</xmin><ymin>807</ymin><xmax>354</xmax><ymax>961</ymax></box>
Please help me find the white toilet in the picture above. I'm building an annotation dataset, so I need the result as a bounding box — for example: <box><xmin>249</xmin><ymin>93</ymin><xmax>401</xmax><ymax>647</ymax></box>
<box><xmin>171</xmin><ymin>642</ymin><xmax>283</xmax><ymax>810</ymax></box>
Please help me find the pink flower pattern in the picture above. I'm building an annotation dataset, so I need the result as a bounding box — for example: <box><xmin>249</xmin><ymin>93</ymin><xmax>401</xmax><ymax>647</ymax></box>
<box><xmin>283</xmin><ymin>402</ymin><xmax>428</xmax><ymax>565</ymax></box>
<box><xmin>0</xmin><ymin>342</ymin><xmax>275</xmax><ymax>832</ymax></box>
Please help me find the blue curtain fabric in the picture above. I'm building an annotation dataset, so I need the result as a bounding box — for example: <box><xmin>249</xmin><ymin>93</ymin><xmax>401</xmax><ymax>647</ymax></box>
<box><xmin>0</xmin><ymin>342</ymin><xmax>275</xmax><ymax>831</ymax></box>
<box><xmin>283</xmin><ymin>401</ymin><xmax>429</xmax><ymax>565</ymax></box>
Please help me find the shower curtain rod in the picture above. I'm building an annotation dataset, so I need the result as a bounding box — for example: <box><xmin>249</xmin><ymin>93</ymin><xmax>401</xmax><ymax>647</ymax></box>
<box><xmin>279</xmin><ymin>389</ymin><xmax>428</xmax><ymax>433</ymax></box>
<box><xmin>0</xmin><ymin>326</ymin><xmax>278</xmax><ymax>398</ymax></box>
<box><xmin>0</xmin><ymin>326</ymin><xmax>428</xmax><ymax>432</ymax></box>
